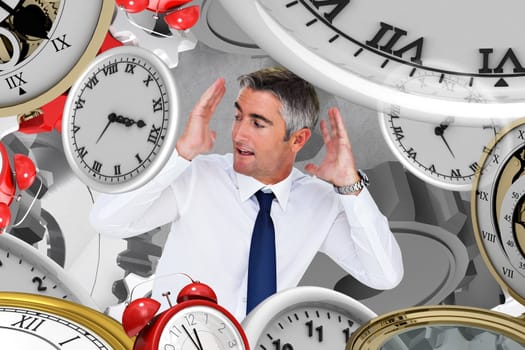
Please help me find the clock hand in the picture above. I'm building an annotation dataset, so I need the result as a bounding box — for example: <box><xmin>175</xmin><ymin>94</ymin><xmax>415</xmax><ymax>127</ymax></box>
<box><xmin>434</xmin><ymin>123</ymin><xmax>455</xmax><ymax>158</ymax></box>
<box><xmin>0</xmin><ymin>1</ymin><xmax>16</xmax><ymax>16</ymax></box>
<box><xmin>96</xmin><ymin>113</ymin><xmax>117</xmax><ymax>144</ymax></box>
<box><xmin>114</xmin><ymin>114</ymin><xmax>146</xmax><ymax>128</ymax></box>
<box><xmin>182</xmin><ymin>324</ymin><xmax>203</xmax><ymax>350</ymax></box>
<box><xmin>193</xmin><ymin>328</ymin><xmax>204</xmax><ymax>350</ymax></box>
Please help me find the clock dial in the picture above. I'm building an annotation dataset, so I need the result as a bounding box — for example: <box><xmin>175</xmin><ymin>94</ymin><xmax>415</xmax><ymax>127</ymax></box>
<box><xmin>379</xmin><ymin>110</ymin><xmax>501</xmax><ymax>191</ymax></box>
<box><xmin>0</xmin><ymin>292</ymin><xmax>133</xmax><ymax>349</ymax></box>
<box><xmin>472</xmin><ymin>117</ymin><xmax>525</xmax><ymax>306</ymax></box>
<box><xmin>219</xmin><ymin>0</ymin><xmax>525</xmax><ymax>121</ymax></box>
<box><xmin>0</xmin><ymin>0</ymin><xmax>113</xmax><ymax>117</ymax></box>
<box><xmin>0</xmin><ymin>232</ymin><xmax>98</xmax><ymax>308</ymax></box>
<box><xmin>347</xmin><ymin>305</ymin><xmax>525</xmax><ymax>350</ymax></box>
<box><xmin>242</xmin><ymin>286</ymin><xmax>376</xmax><ymax>349</ymax></box>
<box><xmin>62</xmin><ymin>45</ymin><xmax>179</xmax><ymax>193</ymax></box>
<box><xmin>159</xmin><ymin>305</ymin><xmax>247</xmax><ymax>349</ymax></box>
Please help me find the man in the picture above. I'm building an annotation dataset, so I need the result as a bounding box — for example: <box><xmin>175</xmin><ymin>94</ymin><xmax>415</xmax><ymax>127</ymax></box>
<box><xmin>90</xmin><ymin>67</ymin><xmax>403</xmax><ymax>321</ymax></box>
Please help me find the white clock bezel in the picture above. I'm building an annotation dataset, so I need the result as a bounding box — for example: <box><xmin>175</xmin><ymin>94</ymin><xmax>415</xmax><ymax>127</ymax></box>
<box><xmin>62</xmin><ymin>45</ymin><xmax>180</xmax><ymax>193</ymax></box>
<box><xmin>241</xmin><ymin>286</ymin><xmax>376</xmax><ymax>349</ymax></box>
<box><xmin>218</xmin><ymin>0</ymin><xmax>525</xmax><ymax>122</ymax></box>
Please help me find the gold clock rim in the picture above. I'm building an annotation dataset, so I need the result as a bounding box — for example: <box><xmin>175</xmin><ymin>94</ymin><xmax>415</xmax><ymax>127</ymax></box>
<box><xmin>0</xmin><ymin>0</ymin><xmax>115</xmax><ymax>118</ymax></box>
<box><xmin>347</xmin><ymin>304</ymin><xmax>525</xmax><ymax>350</ymax></box>
<box><xmin>470</xmin><ymin>116</ymin><xmax>525</xmax><ymax>306</ymax></box>
<box><xmin>0</xmin><ymin>291</ymin><xmax>133</xmax><ymax>349</ymax></box>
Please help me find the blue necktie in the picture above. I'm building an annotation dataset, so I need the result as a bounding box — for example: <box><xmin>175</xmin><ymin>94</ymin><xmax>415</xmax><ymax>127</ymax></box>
<box><xmin>246</xmin><ymin>190</ymin><xmax>276</xmax><ymax>313</ymax></box>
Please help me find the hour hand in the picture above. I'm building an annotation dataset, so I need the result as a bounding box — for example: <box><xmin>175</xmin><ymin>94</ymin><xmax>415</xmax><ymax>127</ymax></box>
<box><xmin>434</xmin><ymin>123</ymin><xmax>455</xmax><ymax>158</ymax></box>
<box><xmin>96</xmin><ymin>113</ymin><xmax>117</xmax><ymax>144</ymax></box>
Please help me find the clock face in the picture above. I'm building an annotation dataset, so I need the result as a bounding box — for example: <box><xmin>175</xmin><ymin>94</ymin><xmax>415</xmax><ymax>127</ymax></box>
<box><xmin>0</xmin><ymin>0</ymin><xmax>113</xmax><ymax>117</ymax></box>
<box><xmin>379</xmin><ymin>110</ymin><xmax>501</xmax><ymax>191</ymax></box>
<box><xmin>158</xmin><ymin>305</ymin><xmax>247</xmax><ymax>349</ymax></box>
<box><xmin>0</xmin><ymin>292</ymin><xmax>133</xmax><ymax>349</ymax></box>
<box><xmin>242</xmin><ymin>286</ymin><xmax>376</xmax><ymax>349</ymax></box>
<box><xmin>219</xmin><ymin>0</ymin><xmax>525</xmax><ymax>121</ymax></box>
<box><xmin>472</xmin><ymin>117</ymin><xmax>525</xmax><ymax>306</ymax></box>
<box><xmin>0</xmin><ymin>232</ymin><xmax>98</xmax><ymax>308</ymax></box>
<box><xmin>62</xmin><ymin>45</ymin><xmax>179</xmax><ymax>193</ymax></box>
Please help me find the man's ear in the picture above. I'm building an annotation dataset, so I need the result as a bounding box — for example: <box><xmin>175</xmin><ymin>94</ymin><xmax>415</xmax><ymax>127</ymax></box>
<box><xmin>290</xmin><ymin>128</ymin><xmax>312</xmax><ymax>153</ymax></box>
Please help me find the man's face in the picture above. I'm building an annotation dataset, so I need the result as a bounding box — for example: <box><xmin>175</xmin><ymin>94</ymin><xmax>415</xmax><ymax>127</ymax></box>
<box><xmin>231</xmin><ymin>88</ymin><xmax>298</xmax><ymax>184</ymax></box>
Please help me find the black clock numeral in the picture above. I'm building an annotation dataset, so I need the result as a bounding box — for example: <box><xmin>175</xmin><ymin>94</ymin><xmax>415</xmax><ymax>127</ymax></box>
<box><xmin>479</xmin><ymin>48</ymin><xmax>525</xmax><ymax>75</ymax></box>
<box><xmin>11</xmin><ymin>315</ymin><xmax>46</xmax><ymax>332</ymax></box>
<box><xmin>305</xmin><ymin>320</ymin><xmax>323</xmax><ymax>342</ymax></box>
<box><xmin>143</xmin><ymin>75</ymin><xmax>154</xmax><ymax>87</ymax></box>
<box><xmin>392</xmin><ymin>126</ymin><xmax>404</xmax><ymax>141</ymax></box>
<box><xmin>5</xmin><ymin>72</ymin><xmax>27</xmax><ymax>89</ymax></box>
<box><xmin>429</xmin><ymin>164</ymin><xmax>436</xmax><ymax>173</ymax></box>
<box><xmin>469</xmin><ymin>162</ymin><xmax>480</xmax><ymax>173</ymax></box>
<box><xmin>85</xmin><ymin>75</ymin><xmax>99</xmax><ymax>89</ymax></box>
<box><xmin>273</xmin><ymin>339</ymin><xmax>294</xmax><ymax>350</ymax></box>
<box><xmin>59</xmin><ymin>336</ymin><xmax>81</xmax><ymax>346</ymax></box>
<box><xmin>135</xmin><ymin>153</ymin><xmax>143</xmax><ymax>163</ymax></box>
<box><xmin>450</xmin><ymin>168</ymin><xmax>461</xmax><ymax>177</ymax></box>
<box><xmin>92</xmin><ymin>160</ymin><xmax>103</xmax><ymax>173</ymax></box>
<box><xmin>518</xmin><ymin>129</ymin><xmax>525</xmax><ymax>140</ymax></box>
<box><xmin>32</xmin><ymin>276</ymin><xmax>47</xmax><ymax>291</ymax></box>
<box><xmin>406</xmin><ymin>147</ymin><xmax>417</xmax><ymax>160</ymax></box>
<box><xmin>503</xmin><ymin>266</ymin><xmax>514</xmax><ymax>279</ymax></box>
<box><xmin>74</xmin><ymin>97</ymin><xmax>86</xmax><ymax>110</ymax></box>
<box><xmin>152</xmin><ymin>97</ymin><xmax>163</xmax><ymax>112</ymax></box>
<box><xmin>125</xmin><ymin>63</ymin><xmax>136</xmax><ymax>74</ymax></box>
<box><xmin>343</xmin><ymin>327</ymin><xmax>351</xmax><ymax>343</ymax></box>
<box><xmin>72</xmin><ymin>125</ymin><xmax>80</xmax><ymax>134</ymax></box>
<box><xmin>477</xmin><ymin>190</ymin><xmax>489</xmax><ymax>201</ymax></box>
<box><xmin>50</xmin><ymin>34</ymin><xmax>72</xmax><ymax>52</ymax></box>
<box><xmin>308</xmin><ymin>0</ymin><xmax>350</xmax><ymax>24</ymax></box>
<box><xmin>147</xmin><ymin>124</ymin><xmax>162</xmax><ymax>144</ymax></box>
<box><xmin>184</xmin><ymin>314</ymin><xmax>196</xmax><ymax>326</ymax></box>
<box><xmin>366</xmin><ymin>22</ymin><xmax>424</xmax><ymax>65</ymax></box>
<box><xmin>103</xmin><ymin>63</ymin><xmax>119</xmax><ymax>76</ymax></box>
<box><xmin>77</xmin><ymin>146</ymin><xmax>88</xmax><ymax>159</ymax></box>
<box><xmin>481</xmin><ymin>230</ymin><xmax>496</xmax><ymax>243</ymax></box>
<box><xmin>114</xmin><ymin>165</ymin><xmax>121</xmax><ymax>175</ymax></box>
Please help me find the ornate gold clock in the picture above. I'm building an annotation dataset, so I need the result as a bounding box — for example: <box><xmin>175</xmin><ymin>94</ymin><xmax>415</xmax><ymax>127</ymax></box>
<box><xmin>0</xmin><ymin>291</ymin><xmax>133</xmax><ymax>349</ymax></box>
<box><xmin>0</xmin><ymin>0</ymin><xmax>114</xmax><ymax>117</ymax></box>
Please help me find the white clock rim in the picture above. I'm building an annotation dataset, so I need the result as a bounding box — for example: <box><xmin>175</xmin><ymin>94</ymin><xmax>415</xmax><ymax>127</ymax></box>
<box><xmin>241</xmin><ymin>286</ymin><xmax>377</xmax><ymax>348</ymax></box>
<box><xmin>219</xmin><ymin>0</ymin><xmax>525</xmax><ymax>123</ymax></box>
<box><xmin>0</xmin><ymin>233</ymin><xmax>98</xmax><ymax>309</ymax></box>
<box><xmin>61</xmin><ymin>45</ymin><xmax>180</xmax><ymax>194</ymax></box>
<box><xmin>378</xmin><ymin>111</ymin><xmax>473</xmax><ymax>192</ymax></box>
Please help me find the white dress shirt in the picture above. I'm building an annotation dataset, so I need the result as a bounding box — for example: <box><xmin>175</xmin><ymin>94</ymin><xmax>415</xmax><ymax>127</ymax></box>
<box><xmin>90</xmin><ymin>152</ymin><xmax>403</xmax><ymax>321</ymax></box>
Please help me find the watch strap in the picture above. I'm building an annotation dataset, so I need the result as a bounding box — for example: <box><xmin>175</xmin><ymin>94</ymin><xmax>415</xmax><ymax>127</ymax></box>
<box><xmin>333</xmin><ymin>169</ymin><xmax>370</xmax><ymax>195</ymax></box>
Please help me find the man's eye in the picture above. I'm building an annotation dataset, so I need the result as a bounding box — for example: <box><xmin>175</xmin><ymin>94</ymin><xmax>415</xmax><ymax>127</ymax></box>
<box><xmin>253</xmin><ymin>120</ymin><xmax>265</xmax><ymax>128</ymax></box>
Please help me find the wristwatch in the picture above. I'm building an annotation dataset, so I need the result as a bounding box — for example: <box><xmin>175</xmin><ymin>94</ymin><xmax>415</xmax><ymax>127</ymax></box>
<box><xmin>333</xmin><ymin>170</ymin><xmax>370</xmax><ymax>195</ymax></box>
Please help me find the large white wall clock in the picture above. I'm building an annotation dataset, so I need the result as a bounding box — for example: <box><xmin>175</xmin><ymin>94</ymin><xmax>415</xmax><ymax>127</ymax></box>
<box><xmin>218</xmin><ymin>0</ymin><xmax>525</xmax><ymax>122</ymax></box>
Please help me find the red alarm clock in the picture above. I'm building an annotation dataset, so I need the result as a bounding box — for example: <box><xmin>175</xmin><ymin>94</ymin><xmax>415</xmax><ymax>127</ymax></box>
<box><xmin>123</xmin><ymin>277</ymin><xmax>250</xmax><ymax>350</ymax></box>
<box><xmin>0</xmin><ymin>142</ymin><xmax>37</xmax><ymax>231</ymax></box>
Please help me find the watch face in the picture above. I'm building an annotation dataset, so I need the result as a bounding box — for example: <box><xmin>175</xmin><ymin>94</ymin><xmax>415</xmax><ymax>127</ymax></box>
<box><xmin>472</xmin><ymin>117</ymin><xmax>525</xmax><ymax>305</ymax></box>
<box><xmin>0</xmin><ymin>292</ymin><xmax>133</xmax><ymax>349</ymax></box>
<box><xmin>379</xmin><ymin>110</ymin><xmax>501</xmax><ymax>191</ymax></box>
<box><xmin>219</xmin><ymin>0</ymin><xmax>525</xmax><ymax>121</ymax></box>
<box><xmin>158</xmin><ymin>305</ymin><xmax>247</xmax><ymax>349</ymax></box>
<box><xmin>0</xmin><ymin>0</ymin><xmax>114</xmax><ymax>117</ymax></box>
<box><xmin>242</xmin><ymin>286</ymin><xmax>376</xmax><ymax>349</ymax></box>
<box><xmin>0</xmin><ymin>232</ymin><xmax>98</xmax><ymax>308</ymax></box>
<box><xmin>348</xmin><ymin>305</ymin><xmax>525</xmax><ymax>350</ymax></box>
<box><xmin>62</xmin><ymin>45</ymin><xmax>179</xmax><ymax>193</ymax></box>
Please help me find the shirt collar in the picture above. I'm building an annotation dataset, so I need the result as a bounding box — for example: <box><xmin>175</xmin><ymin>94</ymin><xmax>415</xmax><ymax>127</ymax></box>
<box><xmin>236</xmin><ymin>171</ymin><xmax>295</xmax><ymax>211</ymax></box>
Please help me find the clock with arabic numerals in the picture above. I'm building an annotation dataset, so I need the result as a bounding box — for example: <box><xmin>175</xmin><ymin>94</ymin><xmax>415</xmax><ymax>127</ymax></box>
<box><xmin>62</xmin><ymin>45</ymin><xmax>179</xmax><ymax>193</ymax></box>
<box><xmin>0</xmin><ymin>0</ymin><xmax>114</xmax><ymax>117</ymax></box>
<box><xmin>472</xmin><ymin>116</ymin><xmax>525</xmax><ymax>307</ymax></box>
<box><xmin>219</xmin><ymin>0</ymin><xmax>525</xmax><ymax>123</ymax></box>
<box><xmin>241</xmin><ymin>286</ymin><xmax>376</xmax><ymax>350</ymax></box>
<box><xmin>0</xmin><ymin>291</ymin><xmax>132</xmax><ymax>349</ymax></box>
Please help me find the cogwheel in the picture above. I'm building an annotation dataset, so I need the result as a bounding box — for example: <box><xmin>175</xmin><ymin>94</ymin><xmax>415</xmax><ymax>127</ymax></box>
<box><xmin>105</xmin><ymin>272</ymin><xmax>154</xmax><ymax>322</ymax></box>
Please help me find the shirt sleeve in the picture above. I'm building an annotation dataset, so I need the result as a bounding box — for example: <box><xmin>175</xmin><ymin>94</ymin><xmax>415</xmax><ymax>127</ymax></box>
<box><xmin>319</xmin><ymin>188</ymin><xmax>404</xmax><ymax>290</ymax></box>
<box><xmin>89</xmin><ymin>151</ymin><xmax>191</xmax><ymax>238</ymax></box>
